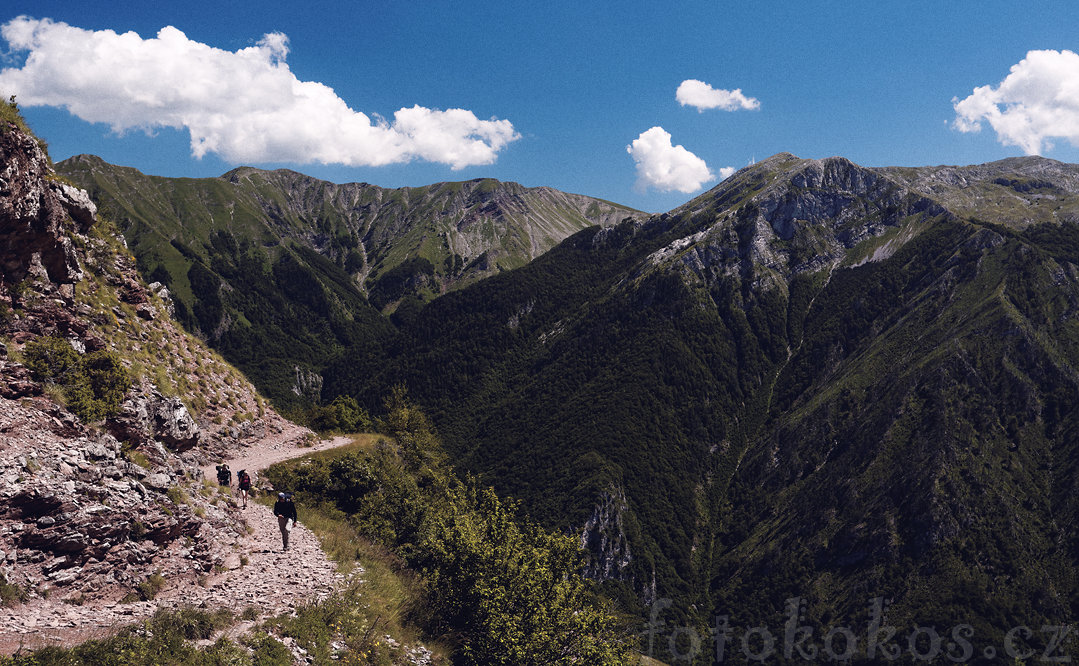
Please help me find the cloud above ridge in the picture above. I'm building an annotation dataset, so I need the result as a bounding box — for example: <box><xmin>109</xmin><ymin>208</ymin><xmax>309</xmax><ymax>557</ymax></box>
<box><xmin>626</xmin><ymin>127</ymin><xmax>716</xmax><ymax>194</ymax></box>
<box><xmin>0</xmin><ymin>17</ymin><xmax>519</xmax><ymax>169</ymax></box>
<box><xmin>676</xmin><ymin>79</ymin><xmax>759</xmax><ymax>112</ymax></box>
<box><xmin>953</xmin><ymin>49</ymin><xmax>1079</xmax><ymax>155</ymax></box>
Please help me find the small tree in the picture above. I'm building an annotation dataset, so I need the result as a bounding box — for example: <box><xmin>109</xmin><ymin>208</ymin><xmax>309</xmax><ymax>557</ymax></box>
<box><xmin>82</xmin><ymin>350</ymin><xmax>130</xmax><ymax>419</ymax></box>
<box><xmin>419</xmin><ymin>486</ymin><xmax>634</xmax><ymax>665</ymax></box>
<box><xmin>382</xmin><ymin>385</ymin><xmax>441</xmax><ymax>469</ymax></box>
<box><xmin>22</xmin><ymin>336</ymin><xmax>82</xmax><ymax>385</ymax></box>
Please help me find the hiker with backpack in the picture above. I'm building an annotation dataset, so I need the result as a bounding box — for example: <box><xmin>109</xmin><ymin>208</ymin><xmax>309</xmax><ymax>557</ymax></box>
<box><xmin>274</xmin><ymin>492</ymin><xmax>298</xmax><ymax>551</ymax></box>
<box><xmin>216</xmin><ymin>463</ymin><xmax>232</xmax><ymax>487</ymax></box>
<box><xmin>238</xmin><ymin>469</ymin><xmax>252</xmax><ymax>508</ymax></box>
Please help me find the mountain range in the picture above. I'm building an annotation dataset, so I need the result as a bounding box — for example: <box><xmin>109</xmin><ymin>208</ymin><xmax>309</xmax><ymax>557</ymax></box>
<box><xmin>56</xmin><ymin>155</ymin><xmax>642</xmax><ymax>409</ymax></box>
<box><xmin>58</xmin><ymin>149</ymin><xmax>1079</xmax><ymax>661</ymax></box>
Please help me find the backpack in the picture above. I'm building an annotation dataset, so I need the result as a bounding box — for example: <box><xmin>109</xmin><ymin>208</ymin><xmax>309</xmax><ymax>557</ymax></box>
<box><xmin>238</xmin><ymin>470</ymin><xmax>251</xmax><ymax>490</ymax></box>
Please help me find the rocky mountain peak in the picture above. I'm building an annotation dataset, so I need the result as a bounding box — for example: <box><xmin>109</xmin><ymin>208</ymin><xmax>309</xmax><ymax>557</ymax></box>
<box><xmin>879</xmin><ymin>156</ymin><xmax>1079</xmax><ymax>227</ymax></box>
<box><xmin>642</xmin><ymin>153</ymin><xmax>948</xmax><ymax>296</ymax></box>
<box><xmin>0</xmin><ymin>124</ymin><xmax>96</xmax><ymax>286</ymax></box>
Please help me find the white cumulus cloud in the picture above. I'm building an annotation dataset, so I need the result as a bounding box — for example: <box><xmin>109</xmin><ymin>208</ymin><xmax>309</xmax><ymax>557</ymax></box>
<box><xmin>676</xmin><ymin>79</ymin><xmax>759</xmax><ymax>112</ymax></box>
<box><xmin>953</xmin><ymin>49</ymin><xmax>1079</xmax><ymax>155</ymax></box>
<box><xmin>718</xmin><ymin>166</ymin><xmax>737</xmax><ymax>180</ymax></box>
<box><xmin>0</xmin><ymin>17</ymin><xmax>519</xmax><ymax>169</ymax></box>
<box><xmin>626</xmin><ymin>127</ymin><xmax>715</xmax><ymax>194</ymax></box>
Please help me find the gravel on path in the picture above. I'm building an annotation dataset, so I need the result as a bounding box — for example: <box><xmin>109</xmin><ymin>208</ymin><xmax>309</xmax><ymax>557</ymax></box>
<box><xmin>1</xmin><ymin>426</ymin><xmax>356</xmax><ymax>655</ymax></box>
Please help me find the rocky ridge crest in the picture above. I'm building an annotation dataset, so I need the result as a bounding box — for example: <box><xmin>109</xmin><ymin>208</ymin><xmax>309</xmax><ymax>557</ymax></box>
<box><xmin>638</xmin><ymin>155</ymin><xmax>949</xmax><ymax>299</ymax></box>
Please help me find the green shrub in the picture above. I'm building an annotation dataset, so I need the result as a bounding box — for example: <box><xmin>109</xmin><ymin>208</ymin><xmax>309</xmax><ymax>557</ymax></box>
<box><xmin>168</xmin><ymin>606</ymin><xmax>234</xmax><ymax>640</ymax></box>
<box><xmin>134</xmin><ymin>570</ymin><xmax>166</xmax><ymax>601</ymax></box>
<box><xmin>0</xmin><ymin>573</ymin><xmax>28</xmax><ymax>607</ymax></box>
<box><xmin>82</xmin><ymin>349</ymin><xmax>129</xmax><ymax>414</ymax></box>
<box><xmin>166</xmin><ymin>486</ymin><xmax>188</xmax><ymax>506</ymax></box>
<box><xmin>307</xmin><ymin>395</ymin><xmax>372</xmax><ymax>434</ymax></box>
<box><xmin>266</xmin><ymin>391</ymin><xmax>633</xmax><ymax>665</ymax></box>
<box><xmin>22</xmin><ymin>336</ymin><xmax>82</xmax><ymax>386</ymax></box>
<box><xmin>245</xmin><ymin>632</ymin><xmax>292</xmax><ymax>666</ymax></box>
<box><xmin>418</xmin><ymin>486</ymin><xmax>633</xmax><ymax>665</ymax></box>
<box><xmin>21</xmin><ymin>337</ymin><xmax>129</xmax><ymax>422</ymax></box>
<box><xmin>0</xmin><ymin>608</ymin><xmax>241</xmax><ymax>665</ymax></box>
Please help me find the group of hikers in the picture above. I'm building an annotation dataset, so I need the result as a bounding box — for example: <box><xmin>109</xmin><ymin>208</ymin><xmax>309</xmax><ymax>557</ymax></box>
<box><xmin>215</xmin><ymin>463</ymin><xmax>297</xmax><ymax>551</ymax></box>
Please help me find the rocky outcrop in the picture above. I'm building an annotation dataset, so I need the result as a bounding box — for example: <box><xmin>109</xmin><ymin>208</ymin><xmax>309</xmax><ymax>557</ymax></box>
<box><xmin>880</xmin><ymin>155</ymin><xmax>1079</xmax><ymax>228</ymax></box>
<box><xmin>580</xmin><ymin>486</ymin><xmax>633</xmax><ymax>583</ymax></box>
<box><xmin>0</xmin><ymin>114</ymin><xmax>347</xmax><ymax>658</ymax></box>
<box><xmin>291</xmin><ymin>365</ymin><xmax>323</xmax><ymax>403</ymax></box>
<box><xmin>0</xmin><ymin>122</ymin><xmax>94</xmax><ymax>286</ymax></box>
<box><xmin>0</xmin><ymin>399</ymin><xmax>211</xmax><ymax>598</ymax></box>
<box><xmin>107</xmin><ymin>384</ymin><xmax>201</xmax><ymax>451</ymax></box>
<box><xmin>643</xmin><ymin>155</ymin><xmax>950</xmax><ymax>297</ymax></box>
<box><xmin>0</xmin><ymin>359</ymin><xmax>42</xmax><ymax>399</ymax></box>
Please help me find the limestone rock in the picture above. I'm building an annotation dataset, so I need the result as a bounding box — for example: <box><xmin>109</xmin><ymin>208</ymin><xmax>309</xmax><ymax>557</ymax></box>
<box><xmin>144</xmin><ymin>473</ymin><xmax>170</xmax><ymax>490</ymax></box>
<box><xmin>0</xmin><ymin>360</ymin><xmax>41</xmax><ymax>399</ymax></box>
<box><xmin>107</xmin><ymin>386</ymin><xmax>201</xmax><ymax>450</ymax></box>
<box><xmin>580</xmin><ymin>486</ymin><xmax>633</xmax><ymax>584</ymax></box>
<box><xmin>49</xmin><ymin>181</ymin><xmax>97</xmax><ymax>230</ymax></box>
<box><xmin>291</xmin><ymin>365</ymin><xmax>323</xmax><ymax>402</ymax></box>
<box><xmin>0</xmin><ymin>123</ymin><xmax>90</xmax><ymax>285</ymax></box>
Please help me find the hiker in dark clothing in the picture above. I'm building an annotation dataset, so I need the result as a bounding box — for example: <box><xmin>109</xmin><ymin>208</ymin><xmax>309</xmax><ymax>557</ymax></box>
<box><xmin>216</xmin><ymin>464</ymin><xmax>231</xmax><ymax>487</ymax></box>
<box><xmin>237</xmin><ymin>469</ymin><xmax>252</xmax><ymax>508</ymax></box>
<box><xmin>274</xmin><ymin>492</ymin><xmax>298</xmax><ymax>551</ymax></box>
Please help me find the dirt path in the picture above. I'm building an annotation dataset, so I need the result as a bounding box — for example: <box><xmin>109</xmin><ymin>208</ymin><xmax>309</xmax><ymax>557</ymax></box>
<box><xmin>200</xmin><ymin>425</ymin><xmax>353</xmax><ymax>490</ymax></box>
<box><xmin>1</xmin><ymin>425</ymin><xmax>357</xmax><ymax>655</ymax></box>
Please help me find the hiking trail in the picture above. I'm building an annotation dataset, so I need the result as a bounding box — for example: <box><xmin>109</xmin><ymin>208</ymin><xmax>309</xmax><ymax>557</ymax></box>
<box><xmin>1</xmin><ymin>425</ymin><xmax>354</xmax><ymax>655</ymax></box>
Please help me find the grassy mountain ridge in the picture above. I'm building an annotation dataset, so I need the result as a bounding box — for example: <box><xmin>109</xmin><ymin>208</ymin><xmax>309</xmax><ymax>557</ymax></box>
<box><xmin>56</xmin><ymin>155</ymin><xmax>643</xmax><ymax>409</ymax></box>
<box><xmin>57</xmin><ymin>154</ymin><xmax>643</xmax><ymax>300</ymax></box>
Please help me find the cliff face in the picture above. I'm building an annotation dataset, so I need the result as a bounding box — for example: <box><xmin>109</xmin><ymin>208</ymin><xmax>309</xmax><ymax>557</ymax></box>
<box><xmin>0</xmin><ymin>125</ymin><xmax>94</xmax><ymax>287</ymax></box>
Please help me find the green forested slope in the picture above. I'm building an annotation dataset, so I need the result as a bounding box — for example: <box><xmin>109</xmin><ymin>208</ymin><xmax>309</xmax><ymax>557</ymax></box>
<box><xmin>326</xmin><ymin>155</ymin><xmax>1079</xmax><ymax>661</ymax></box>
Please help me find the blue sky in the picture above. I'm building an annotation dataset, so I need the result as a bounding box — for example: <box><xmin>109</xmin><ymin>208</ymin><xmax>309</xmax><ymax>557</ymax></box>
<box><xmin>3</xmin><ymin>1</ymin><xmax>1079</xmax><ymax>213</ymax></box>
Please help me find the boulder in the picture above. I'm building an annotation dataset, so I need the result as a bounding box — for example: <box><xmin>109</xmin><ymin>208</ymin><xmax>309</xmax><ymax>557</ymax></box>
<box><xmin>107</xmin><ymin>387</ymin><xmax>201</xmax><ymax>450</ymax></box>
<box><xmin>134</xmin><ymin>303</ymin><xmax>155</xmax><ymax>320</ymax></box>
<box><xmin>49</xmin><ymin>182</ymin><xmax>97</xmax><ymax>231</ymax></box>
<box><xmin>144</xmin><ymin>473</ymin><xmax>170</xmax><ymax>490</ymax></box>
